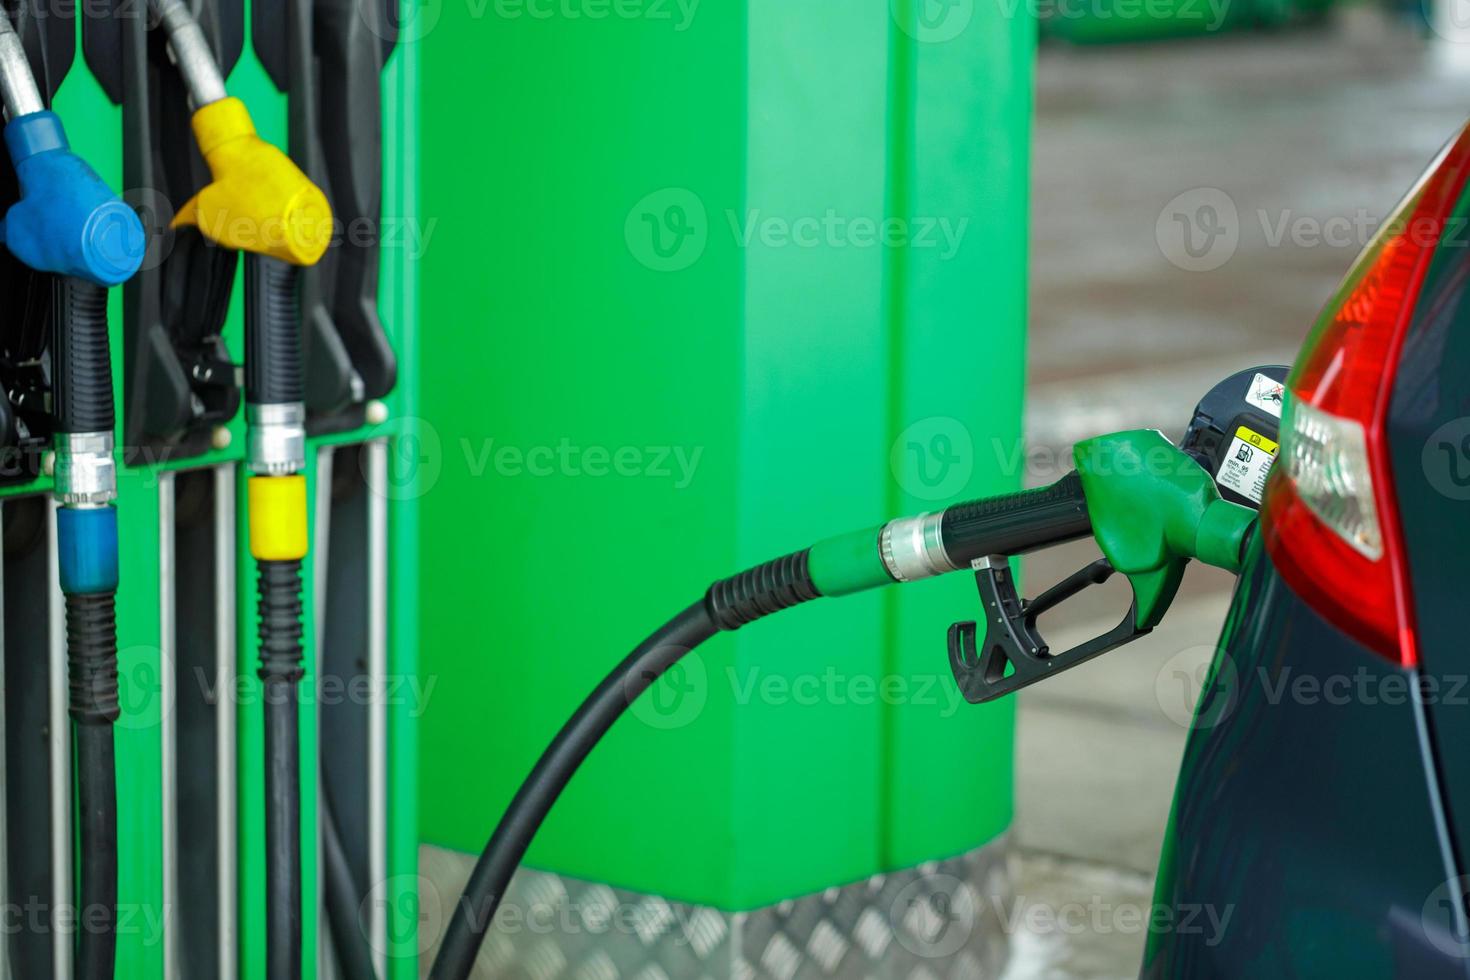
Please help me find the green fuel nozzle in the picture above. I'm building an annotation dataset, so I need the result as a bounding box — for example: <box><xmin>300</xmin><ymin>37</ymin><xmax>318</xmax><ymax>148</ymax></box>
<box><xmin>783</xmin><ymin>429</ymin><xmax>1256</xmax><ymax>703</ymax></box>
<box><xmin>687</xmin><ymin>425</ymin><xmax>1258</xmax><ymax>707</ymax></box>
<box><xmin>949</xmin><ymin>430</ymin><xmax>1255</xmax><ymax>703</ymax></box>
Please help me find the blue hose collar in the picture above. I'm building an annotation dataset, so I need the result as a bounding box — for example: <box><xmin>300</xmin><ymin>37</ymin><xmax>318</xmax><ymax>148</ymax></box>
<box><xmin>0</xmin><ymin>112</ymin><xmax>146</xmax><ymax>286</ymax></box>
<box><xmin>57</xmin><ymin>506</ymin><xmax>120</xmax><ymax>596</ymax></box>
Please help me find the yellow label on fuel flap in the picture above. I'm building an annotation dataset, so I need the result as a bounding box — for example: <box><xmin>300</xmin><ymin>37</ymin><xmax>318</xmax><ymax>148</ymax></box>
<box><xmin>1236</xmin><ymin>425</ymin><xmax>1279</xmax><ymax>455</ymax></box>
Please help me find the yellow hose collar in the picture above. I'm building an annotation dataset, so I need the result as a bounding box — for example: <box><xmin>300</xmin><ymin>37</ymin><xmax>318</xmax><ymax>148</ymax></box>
<box><xmin>248</xmin><ymin>475</ymin><xmax>309</xmax><ymax>561</ymax></box>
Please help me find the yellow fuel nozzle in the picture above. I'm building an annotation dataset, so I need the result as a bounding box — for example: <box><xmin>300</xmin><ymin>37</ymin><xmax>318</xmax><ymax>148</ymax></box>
<box><xmin>171</xmin><ymin>97</ymin><xmax>331</xmax><ymax>267</ymax></box>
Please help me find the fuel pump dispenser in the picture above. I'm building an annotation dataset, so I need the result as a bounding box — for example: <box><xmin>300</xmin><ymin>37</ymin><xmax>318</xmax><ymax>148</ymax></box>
<box><xmin>0</xmin><ymin>10</ymin><xmax>146</xmax><ymax>979</ymax></box>
<box><xmin>426</xmin><ymin>368</ymin><xmax>1288</xmax><ymax>980</ymax></box>
<box><xmin>144</xmin><ymin>3</ymin><xmax>330</xmax><ymax>976</ymax></box>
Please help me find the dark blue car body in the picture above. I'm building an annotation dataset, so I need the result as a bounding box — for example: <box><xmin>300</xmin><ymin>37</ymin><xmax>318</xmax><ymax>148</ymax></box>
<box><xmin>1143</xmin><ymin>175</ymin><xmax>1470</xmax><ymax>978</ymax></box>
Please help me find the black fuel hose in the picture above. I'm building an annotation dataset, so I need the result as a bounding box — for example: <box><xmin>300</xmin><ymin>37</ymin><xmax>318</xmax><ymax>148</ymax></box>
<box><xmin>427</xmin><ymin>554</ymin><xmax>818</xmax><ymax>980</ymax></box>
<box><xmin>245</xmin><ymin>256</ymin><xmax>305</xmax><ymax>405</ymax></box>
<box><xmin>68</xmin><ymin>592</ymin><xmax>119</xmax><ymax>980</ymax></box>
<box><xmin>53</xmin><ymin>279</ymin><xmax>114</xmax><ymax>434</ymax></box>
<box><xmin>245</xmin><ymin>251</ymin><xmax>309</xmax><ymax>980</ymax></box>
<box><xmin>321</xmin><ymin>785</ymin><xmax>380</xmax><ymax>980</ymax></box>
<box><xmin>55</xmin><ymin>277</ymin><xmax>121</xmax><ymax>980</ymax></box>
<box><xmin>427</xmin><ymin>477</ymin><xmax>1099</xmax><ymax>980</ymax></box>
<box><xmin>258</xmin><ymin>558</ymin><xmax>306</xmax><ymax>980</ymax></box>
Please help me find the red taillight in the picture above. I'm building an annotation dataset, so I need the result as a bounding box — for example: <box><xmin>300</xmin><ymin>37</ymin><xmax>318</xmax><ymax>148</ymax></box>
<box><xmin>1263</xmin><ymin>124</ymin><xmax>1470</xmax><ymax>665</ymax></box>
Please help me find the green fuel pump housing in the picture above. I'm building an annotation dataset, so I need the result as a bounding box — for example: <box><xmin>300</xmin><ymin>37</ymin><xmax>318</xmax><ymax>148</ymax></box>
<box><xmin>413</xmin><ymin>0</ymin><xmax>1036</xmax><ymax>950</ymax></box>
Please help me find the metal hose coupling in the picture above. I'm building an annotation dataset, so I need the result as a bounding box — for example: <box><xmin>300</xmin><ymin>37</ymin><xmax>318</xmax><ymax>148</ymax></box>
<box><xmin>880</xmin><ymin>511</ymin><xmax>955</xmax><ymax>583</ymax></box>
<box><xmin>55</xmin><ymin>432</ymin><xmax>117</xmax><ymax>506</ymax></box>
<box><xmin>247</xmin><ymin>402</ymin><xmax>306</xmax><ymax>476</ymax></box>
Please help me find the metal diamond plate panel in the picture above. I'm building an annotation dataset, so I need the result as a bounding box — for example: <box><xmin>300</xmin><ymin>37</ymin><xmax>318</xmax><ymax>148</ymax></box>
<box><xmin>417</xmin><ymin>839</ymin><xmax>1014</xmax><ymax>979</ymax></box>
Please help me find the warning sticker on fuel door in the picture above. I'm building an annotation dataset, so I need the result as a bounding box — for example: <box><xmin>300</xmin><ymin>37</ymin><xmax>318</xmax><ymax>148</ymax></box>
<box><xmin>1217</xmin><ymin>425</ymin><xmax>1279</xmax><ymax>504</ymax></box>
<box><xmin>1245</xmin><ymin>373</ymin><xmax>1285</xmax><ymax>418</ymax></box>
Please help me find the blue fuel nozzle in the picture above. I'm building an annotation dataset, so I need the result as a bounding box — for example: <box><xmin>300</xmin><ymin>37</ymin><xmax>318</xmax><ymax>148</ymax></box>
<box><xmin>0</xmin><ymin>111</ymin><xmax>146</xmax><ymax>286</ymax></box>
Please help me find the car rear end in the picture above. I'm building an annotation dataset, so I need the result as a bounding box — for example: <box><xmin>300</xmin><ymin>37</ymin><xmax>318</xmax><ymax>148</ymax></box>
<box><xmin>1144</xmin><ymin>122</ymin><xmax>1470</xmax><ymax>978</ymax></box>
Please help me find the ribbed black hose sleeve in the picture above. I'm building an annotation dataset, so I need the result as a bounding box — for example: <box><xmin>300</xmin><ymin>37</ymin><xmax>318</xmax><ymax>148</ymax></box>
<box><xmin>321</xmin><ymin>785</ymin><xmax>380</xmax><ymax>980</ymax></box>
<box><xmin>52</xmin><ymin>277</ymin><xmax>115</xmax><ymax>434</ymax></box>
<box><xmin>704</xmin><ymin>550</ymin><xmax>820</xmax><ymax>630</ymax></box>
<box><xmin>66</xmin><ymin>592</ymin><xmax>119</xmax><ymax>980</ymax></box>
<box><xmin>940</xmin><ymin>470</ymin><xmax>1093</xmax><ymax>568</ymax></box>
<box><xmin>428</xmin><ymin>602</ymin><xmax>721</xmax><ymax>980</ymax></box>
<box><xmin>258</xmin><ymin>559</ymin><xmax>304</xmax><ymax>980</ymax></box>
<box><xmin>258</xmin><ymin>559</ymin><xmax>306</xmax><ymax>682</ymax></box>
<box><xmin>245</xmin><ymin>255</ymin><xmax>305</xmax><ymax>406</ymax></box>
<box><xmin>67</xmin><ymin>592</ymin><xmax>120</xmax><ymax>725</ymax></box>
